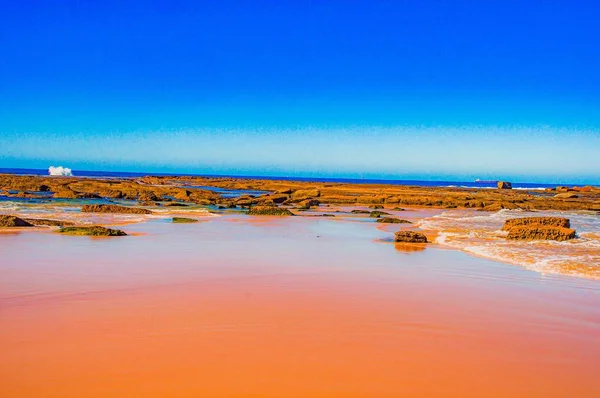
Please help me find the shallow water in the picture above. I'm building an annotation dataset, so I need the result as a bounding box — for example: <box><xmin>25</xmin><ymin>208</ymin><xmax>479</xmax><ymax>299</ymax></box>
<box><xmin>1</xmin><ymin>213</ymin><xmax>599</xmax><ymax>397</ymax></box>
<box><xmin>418</xmin><ymin>209</ymin><xmax>600</xmax><ymax>279</ymax></box>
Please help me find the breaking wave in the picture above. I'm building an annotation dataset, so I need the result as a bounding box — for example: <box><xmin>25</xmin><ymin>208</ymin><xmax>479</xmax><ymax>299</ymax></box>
<box><xmin>418</xmin><ymin>209</ymin><xmax>600</xmax><ymax>279</ymax></box>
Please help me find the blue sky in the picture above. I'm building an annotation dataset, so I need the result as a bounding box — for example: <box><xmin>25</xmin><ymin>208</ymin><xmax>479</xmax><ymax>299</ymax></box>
<box><xmin>1</xmin><ymin>1</ymin><xmax>599</xmax><ymax>183</ymax></box>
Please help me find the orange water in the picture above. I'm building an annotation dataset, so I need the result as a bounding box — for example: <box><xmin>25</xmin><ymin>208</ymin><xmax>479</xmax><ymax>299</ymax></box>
<box><xmin>1</xmin><ymin>214</ymin><xmax>599</xmax><ymax>397</ymax></box>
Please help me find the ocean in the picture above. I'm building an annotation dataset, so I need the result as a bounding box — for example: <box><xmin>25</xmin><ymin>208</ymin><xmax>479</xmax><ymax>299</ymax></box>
<box><xmin>0</xmin><ymin>167</ymin><xmax>591</xmax><ymax>190</ymax></box>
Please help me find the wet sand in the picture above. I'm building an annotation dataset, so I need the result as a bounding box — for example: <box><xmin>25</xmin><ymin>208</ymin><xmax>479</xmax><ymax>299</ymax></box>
<box><xmin>1</xmin><ymin>214</ymin><xmax>599</xmax><ymax>397</ymax></box>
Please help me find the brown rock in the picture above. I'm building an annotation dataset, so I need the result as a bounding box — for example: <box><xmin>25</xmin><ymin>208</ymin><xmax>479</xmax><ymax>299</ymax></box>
<box><xmin>554</xmin><ymin>193</ymin><xmax>579</xmax><ymax>199</ymax></box>
<box><xmin>394</xmin><ymin>231</ymin><xmax>428</xmax><ymax>243</ymax></box>
<box><xmin>369</xmin><ymin>211</ymin><xmax>391</xmax><ymax>218</ymax></box>
<box><xmin>81</xmin><ymin>204</ymin><xmax>153</xmax><ymax>214</ymax></box>
<box><xmin>291</xmin><ymin>189</ymin><xmax>320</xmax><ymax>201</ymax></box>
<box><xmin>248</xmin><ymin>206</ymin><xmax>294</xmax><ymax>216</ymax></box>
<box><xmin>497</xmin><ymin>181</ymin><xmax>512</xmax><ymax>189</ymax></box>
<box><xmin>53</xmin><ymin>190</ymin><xmax>77</xmax><ymax>199</ymax></box>
<box><xmin>58</xmin><ymin>226</ymin><xmax>127</xmax><ymax>236</ymax></box>
<box><xmin>0</xmin><ymin>215</ymin><xmax>33</xmax><ymax>227</ymax></box>
<box><xmin>502</xmin><ymin>217</ymin><xmax>570</xmax><ymax>231</ymax></box>
<box><xmin>506</xmin><ymin>226</ymin><xmax>576</xmax><ymax>241</ymax></box>
<box><xmin>23</xmin><ymin>218</ymin><xmax>74</xmax><ymax>227</ymax></box>
<box><xmin>376</xmin><ymin>217</ymin><xmax>411</xmax><ymax>224</ymax></box>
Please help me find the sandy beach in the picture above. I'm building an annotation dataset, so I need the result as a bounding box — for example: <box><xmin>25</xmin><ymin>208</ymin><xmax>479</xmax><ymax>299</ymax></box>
<box><xmin>1</xmin><ymin>207</ymin><xmax>599</xmax><ymax>397</ymax></box>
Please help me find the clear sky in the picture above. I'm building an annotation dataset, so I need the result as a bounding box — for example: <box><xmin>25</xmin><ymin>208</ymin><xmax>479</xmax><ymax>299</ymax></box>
<box><xmin>1</xmin><ymin>1</ymin><xmax>599</xmax><ymax>183</ymax></box>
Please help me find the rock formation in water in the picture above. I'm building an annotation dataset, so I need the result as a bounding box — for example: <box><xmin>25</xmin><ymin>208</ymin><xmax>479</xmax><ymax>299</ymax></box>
<box><xmin>376</xmin><ymin>217</ymin><xmax>411</xmax><ymax>224</ymax></box>
<box><xmin>0</xmin><ymin>215</ymin><xmax>33</xmax><ymax>227</ymax></box>
<box><xmin>58</xmin><ymin>226</ymin><xmax>128</xmax><ymax>236</ymax></box>
<box><xmin>248</xmin><ymin>206</ymin><xmax>294</xmax><ymax>216</ymax></box>
<box><xmin>81</xmin><ymin>204</ymin><xmax>153</xmax><ymax>214</ymax></box>
<box><xmin>506</xmin><ymin>226</ymin><xmax>576</xmax><ymax>241</ymax></box>
<box><xmin>502</xmin><ymin>217</ymin><xmax>570</xmax><ymax>230</ymax></box>
<box><xmin>172</xmin><ymin>217</ymin><xmax>199</xmax><ymax>223</ymax></box>
<box><xmin>497</xmin><ymin>181</ymin><xmax>512</xmax><ymax>189</ymax></box>
<box><xmin>394</xmin><ymin>231</ymin><xmax>428</xmax><ymax>243</ymax></box>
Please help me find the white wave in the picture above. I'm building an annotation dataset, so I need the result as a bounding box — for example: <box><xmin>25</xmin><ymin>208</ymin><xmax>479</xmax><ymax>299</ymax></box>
<box><xmin>48</xmin><ymin>166</ymin><xmax>73</xmax><ymax>176</ymax></box>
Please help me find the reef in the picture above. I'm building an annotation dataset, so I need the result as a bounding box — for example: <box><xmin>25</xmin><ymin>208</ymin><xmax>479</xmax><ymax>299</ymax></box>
<box><xmin>81</xmin><ymin>204</ymin><xmax>153</xmax><ymax>214</ymax></box>
<box><xmin>57</xmin><ymin>226</ymin><xmax>128</xmax><ymax>236</ymax></box>
<box><xmin>172</xmin><ymin>217</ymin><xmax>199</xmax><ymax>223</ymax></box>
<box><xmin>248</xmin><ymin>206</ymin><xmax>294</xmax><ymax>216</ymax></box>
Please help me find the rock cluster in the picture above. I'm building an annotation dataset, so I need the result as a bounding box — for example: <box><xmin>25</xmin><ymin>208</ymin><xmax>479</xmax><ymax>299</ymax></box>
<box><xmin>502</xmin><ymin>217</ymin><xmax>570</xmax><ymax>230</ymax></box>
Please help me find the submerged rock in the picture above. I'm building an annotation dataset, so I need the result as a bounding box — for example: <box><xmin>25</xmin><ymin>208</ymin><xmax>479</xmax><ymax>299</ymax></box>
<box><xmin>23</xmin><ymin>218</ymin><xmax>74</xmax><ymax>227</ymax></box>
<box><xmin>369</xmin><ymin>211</ymin><xmax>391</xmax><ymax>218</ymax></box>
<box><xmin>172</xmin><ymin>217</ymin><xmax>199</xmax><ymax>223</ymax></box>
<box><xmin>248</xmin><ymin>206</ymin><xmax>294</xmax><ymax>216</ymax></box>
<box><xmin>0</xmin><ymin>215</ymin><xmax>33</xmax><ymax>227</ymax></box>
<box><xmin>296</xmin><ymin>199</ymin><xmax>320</xmax><ymax>210</ymax></box>
<box><xmin>497</xmin><ymin>181</ymin><xmax>512</xmax><ymax>189</ymax></box>
<box><xmin>506</xmin><ymin>226</ymin><xmax>576</xmax><ymax>241</ymax></box>
<box><xmin>58</xmin><ymin>226</ymin><xmax>127</xmax><ymax>236</ymax></box>
<box><xmin>394</xmin><ymin>231</ymin><xmax>428</xmax><ymax>243</ymax></box>
<box><xmin>351</xmin><ymin>209</ymin><xmax>371</xmax><ymax>214</ymax></box>
<box><xmin>81</xmin><ymin>204</ymin><xmax>153</xmax><ymax>214</ymax></box>
<box><xmin>376</xmin><ymin>217</ymin><xmax>411</xmax><ymax>224</ymax></box>
<box><xmin>502</xmin><ymin>217</ymin><xmax>570</xmax><ymax>231</ymax></box>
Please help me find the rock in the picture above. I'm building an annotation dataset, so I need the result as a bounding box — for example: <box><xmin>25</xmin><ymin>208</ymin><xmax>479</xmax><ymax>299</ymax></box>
<box><xmin>53</xmin><ymin>190</ymin><xmax>77</xmax><ymax>199</ymax></box>
<box><xmin>376</xmin><ymin>217</ymin><xmax>411</xmax><ymax>224</ymax></box>
<box><xmin>554</xmin><ymin>193</ymin><xmax>579</xmax><ymax>199</ymax></box>
<box><xmin>23</xmin><ymin>218</ymin><xmax>74</xmax><ymax>227</ymax></box>
<box><xmin>0</xmin><ymin>215</ymin><xmax>33</xmax><ymax>227</ymax></box>
<box><xmin>269</xmin><ymin>194</ymin><xmax>289</xmax><ymax>204</ymax></box>
<box><xmin>291</xmin><ymin>189</ymin><xmax>320</xmax><ymax>201</ymax></box>
<box><xmin>81</xmin><ymin>204</ymin><xmax>153</xmax><ymax>214</ymax></box>
<box><xmin>172</xmin><ymin>217</ymin><xmax>199</xmax><ymax>223</ymax></box>
<box><xmin>369</xmin><ymin>205</ymin><xmax>384</xmax><ymax>209</ymax></box>
<box><xmin>351</xmin><ymin>209</ymin><xmax>371</xmax><ymax>214</ymax></box>
<box><xmin>481</xmin><ymin>202</ymin><xmax>521</xmax><ymax>211</ymax></box>
<box><xmin>392</xmin><ymin>207</ymin><xmax>406</xmax><ymax>211</ymax></box>
<box><xmin>58</xmin><ymin>226</ymin><xmax>127</xmax><ymax>236</ymax></box>
<box><xmin>502</xmin><ymin>217</ymin><xmax>570</xmax><ymax>231</ymax></box>
<box><xmin>276</xmin><ymin>188</ymin><xmax>293</xmax><ymax>194</ymax></box>
<box><xmin>369</xmin><ymin>211</ymin><xmax>391</xmax><ymax>218</ymax></box>
<box><xmin>497</xmin><ymin>181</ymin><xmax>512</xmax><ymax>189</ymax></box>
<box><xmin>297</xmin><ymin>199</ymin><xmax>320</xmax><ymax>210</ymax></box>
<box><xmin>248</xmin><ymin>206</ymin><xmax>294</xmax><ymax>216</ymax></box>
<box><xmin>138</xmin><ymin>191</ymin><xmax>160</xmax><ymax>202</ymax></box>
<box><xmin>506</xmin><ymin>226</ymin><xmax>576</xmax><ymax>241</ymax></box>
<box><xmin>394</xmin><ymin>231</ymin><xmax>428</xmax><ymax>243</ymax></box>
<box><xmin>164</xmin><ymin>202</ymin><xmax>189</xmax><ymax>207</ymax></box>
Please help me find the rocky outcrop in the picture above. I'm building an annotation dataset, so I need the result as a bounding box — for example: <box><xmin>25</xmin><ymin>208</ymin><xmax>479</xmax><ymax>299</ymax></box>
<box><xmin>502</xmin><ymin>217</ymin><xmax>570</xmax><ymax>230</ymax></box>
<box><xmin>351</xmin><ymin>209</ymin><xmax>371</xmax><ymax>214</ymax></box>
<box><xmin>23</xmin><ymin>218</ymin><xmax>74</xmax><ymax>227</ymax></box>
<box><xmin>58</xmin><ymin>226</ymin><xmax>127</xmax><ymax>236</ymax></box>
<box><xmin>172</xmin><ymin>217</ymin><xmax>199</xmax><ymax>223</ymax></box>
<box><xmin>369</xmin><ymin>211</ymin><xmax>391</xmax><ymax>218</ymax></box>
<box><xmin>376</xmin><ymin>217</ymin><xmax>411</xmax><ymax>224</ymax></box>
<box><xmin>81</xmin><ymin>204</ymin><xmax>153</xmax><ymax>214</ymax></box>
<box><xmin>296</xmin><ymin>199</ymin><xmax>320</xmax><ymax>210</ymax></box>
<box><xmin>0</xmin><ymin>215</ymin><xmax>33</xmax><ymax>227</ymax></box>
<box><xmin>497</xmin><ymin>181</ymin><xmax>512</xmax><ymax>189</ymax></box>
<box><xmin>506</xmin><ymin>226</ymin><xmax>576</xmax><ymax>241</ymax></box>
<box><xmin>53</xmin><ymin>190</ymin><xmax>77</xmax><ymax>199</ymax></box>
<box><xmin>248</xmin><ymin>206</ymin><xmax>294</xmax><ymax>216</ymax></box>
<box><xmin>394</xmin><ymin>231</ymin><xmax>428</xmax><ymax>243</ymax></box>
<box><xmin>554</xmin><ymin>193</ymin><xmax>578</xmax><ymax>199</ymax></box>
<box><xmin>291</xmin><ymin>189</ymin><xmax>320</xmax><ymax>201</ymax></box>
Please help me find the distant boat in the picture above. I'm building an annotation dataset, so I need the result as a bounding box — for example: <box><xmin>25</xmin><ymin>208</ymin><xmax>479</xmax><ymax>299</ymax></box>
<box><xmin>475</xmin><ymin>179</ymin><xmax>498</xmax><ymax>183</ymax></box>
